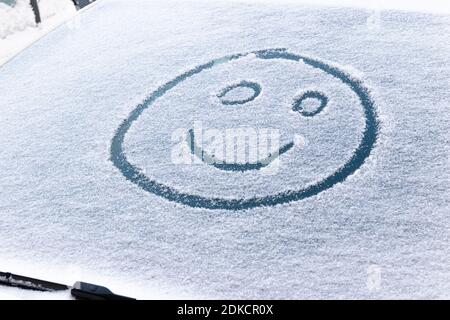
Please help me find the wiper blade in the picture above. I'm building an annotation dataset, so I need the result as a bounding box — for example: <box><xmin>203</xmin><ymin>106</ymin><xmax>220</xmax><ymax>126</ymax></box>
<box><xmin>0</xmin><ymin>271</ymin><xmax>68</xmax><ymax>292</ymax></box>
<box><xmin>0</xmin><ymin>271</ymin><xmax>135</xmax><ymax>300</ymax></box>
<box><xmin>71</xmin><ymin>281</ymin><xmax>135</xmax><ymax>300</ymax></box>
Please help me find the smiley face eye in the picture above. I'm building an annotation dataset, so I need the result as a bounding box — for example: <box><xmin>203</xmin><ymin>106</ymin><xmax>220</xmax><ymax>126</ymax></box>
<box><xmin>292</xmin><ymin>91</ymin><xmax>328</xmax><ymax>117</ymax></box>
<box><xmin>217</xmin><ymin>81</ymin><xmax>261</xmax><ymax>105</ymax></box>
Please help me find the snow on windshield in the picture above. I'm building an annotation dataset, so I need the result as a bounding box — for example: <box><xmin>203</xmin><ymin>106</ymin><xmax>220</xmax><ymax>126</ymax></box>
<box><xmin>0</xmin><ymin>0</ymin><xmax>449</xmax><ymax>299</ymax></box>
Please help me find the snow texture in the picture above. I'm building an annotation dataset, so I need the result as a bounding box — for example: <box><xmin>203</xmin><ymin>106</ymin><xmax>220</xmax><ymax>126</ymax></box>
<box><xmin>0</xmin><ymin>0</ymin><xmax>449</xmax><ymax>299</ymax></box>
<box><xmin>0</xmin><ymin>0</ymin><xmax>77</xmax><ymax>65</ymax></box>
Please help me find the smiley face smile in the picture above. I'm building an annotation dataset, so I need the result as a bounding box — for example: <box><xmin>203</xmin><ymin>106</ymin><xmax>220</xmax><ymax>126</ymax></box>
<box><xmin>187</xmin><ymin>128</ymin><xmax>295</xmax><ymax>172</ymax></box>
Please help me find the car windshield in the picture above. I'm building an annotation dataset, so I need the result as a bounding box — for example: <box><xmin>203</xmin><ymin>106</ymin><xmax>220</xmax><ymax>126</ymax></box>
<box><xmin>0</xmin><ymin>0</ymin><xmax>449</xmax><ymax>300</ymax></box>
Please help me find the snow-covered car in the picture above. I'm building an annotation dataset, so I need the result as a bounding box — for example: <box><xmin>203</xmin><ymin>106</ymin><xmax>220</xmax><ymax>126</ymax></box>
<box><xmin>0</xmin><ymin>0</ymin><xmax>449</xmax><ymax>300</ymax></box>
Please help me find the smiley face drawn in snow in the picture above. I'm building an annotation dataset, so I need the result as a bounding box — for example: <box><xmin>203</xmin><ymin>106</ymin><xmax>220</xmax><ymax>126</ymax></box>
<box><xmin>111</xmin><ymin>49</ymin><xmax>379</xmax><ymax>210</ymax></box>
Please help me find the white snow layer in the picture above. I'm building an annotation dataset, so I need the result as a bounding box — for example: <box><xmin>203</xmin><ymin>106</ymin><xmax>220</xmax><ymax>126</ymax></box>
<box><xmin>0</xmin><ymin>287</ymin><xmax>71</xmax><ymax>300</ymax></box>
<box><xmin>0</xmin><ymin>0</ymin><xmax>449</xmax><ymax>299</ymax></box>
<box><xmin>0</xmin><ymin>0</ymin><xmax>77</xmax><ymax>65</ymax></box>
<box><xmin>236</xmin><ymin>0</ymin><xmax>450</xmax><ymax>14</ymax></box>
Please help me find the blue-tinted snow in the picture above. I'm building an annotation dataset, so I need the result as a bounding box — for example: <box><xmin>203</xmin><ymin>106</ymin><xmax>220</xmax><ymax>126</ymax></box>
<box><xmin>0</xmin><ymin>0</ymin><xmax>449</xmax><ymax>298</ymax></box>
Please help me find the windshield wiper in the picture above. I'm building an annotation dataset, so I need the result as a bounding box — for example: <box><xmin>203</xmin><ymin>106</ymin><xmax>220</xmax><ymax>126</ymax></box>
<box><xmin>0</xmin><ymin>271</ymin><xmax>135</xmax><ymax>300</ymax></box>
